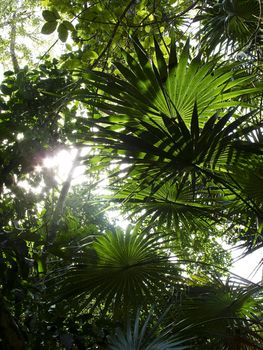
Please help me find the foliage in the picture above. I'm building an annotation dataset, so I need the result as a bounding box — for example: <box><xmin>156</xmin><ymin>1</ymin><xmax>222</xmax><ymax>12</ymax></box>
<box><xmin>173</xmin><ymin>276</ymin><xmax>263</xmax><ymax>349</ymax></box>
<box><xmin>0</xmin><ymin>0</ymin><xmax>46</xmax><ymax>72</ymax></box>
<box><xmin>195</xmin><ymin>0</ymin><xmax>263</xmax><ymax>55</ymax></box>
<box><xmin>108</xmin><ymin>309</ymin><xmax>190</xmax><ymax>350</ymax></box>
<box><xmin>0</xmin><ymin>1</ymin><xmax>263</xmax><ymax>349</ymax></box>
<box><xmin>48</xmin><ymin>227</ymin><xmax>182</xmax><ymax>320</ymax></box>
<box><xmin>78</xmin><ymin>36</ymin><xmax>263</xmax><ymax>253</ymax></box>
<box><xmin>0</xmin><ymin>60</ymin><xmax>75</xmax><ymax>194</ymax></box>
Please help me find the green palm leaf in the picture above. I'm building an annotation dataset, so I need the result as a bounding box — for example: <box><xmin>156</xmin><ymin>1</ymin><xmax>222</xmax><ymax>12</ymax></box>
<box><xmin>195</xmin><ymin>0</ymin><xmax>262</xmax><ymax>53</ymax></box>
<box><xmin>48</xmin><ymin>227</ymin><xmax>181</xmax><ymax>316</ymax></box>
<box><xmin>174</xmin><ymin>276</ymin><xmax>263</xmax><ymax>349</ymax></box>
<box><xmin>109</xmin><ymin>309</ymin><xmax>190</xmax><ymax>350</ymax></box>
<box><xmin>82</xmin><ymin>37</ymin><xmax>259</xmax><ymax>127</ymax></box>
<box><xmin>82</xmin><ymin>106</ymin><xmax>263</xmax><ymax>229</ymax></box>
<box><xmin>109</xmin><ymin>177</ymin><xmax>232</xmax><ymax>232</ymax></box>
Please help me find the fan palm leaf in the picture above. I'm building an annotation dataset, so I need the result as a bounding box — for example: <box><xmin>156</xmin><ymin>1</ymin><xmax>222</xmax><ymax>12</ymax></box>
<box><xmin>79</xmin><ymin>36</ymin><xmax>262</xmax><ymax>177</ymax></box>
<box><xmin>82</xmin><ymin>37</ymin><xmax>259</xmax><ymax>127</ymax></box>
<box><xmin>109</xmin><ymin>176</ymin><xmax>233</xmax><ymax>232</ymax></box>
<box><xmin>195</xmin><ymin>0</ymin><xmax>262</xmax><ymax>54</ymax></box>
<box><xmin>172</xmin><ymin>276</ymin><xmax>263</xmax><ymax>349</ymax></box>
<box><xmin>109</xmin><ymin>309</ymin><xmax>191</xmax><ymax>350</ymax></box>
<box><xmin>48</xmin><ymin>227</ymin><xmax>181</xmax><ymax>317</ymax></box>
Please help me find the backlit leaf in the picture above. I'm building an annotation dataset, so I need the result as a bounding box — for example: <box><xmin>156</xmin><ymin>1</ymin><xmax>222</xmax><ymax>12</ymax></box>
<box><xmin>41</xmin><ymin>21</ymin><xmax>57</xmax><ymax>34</ymax></box>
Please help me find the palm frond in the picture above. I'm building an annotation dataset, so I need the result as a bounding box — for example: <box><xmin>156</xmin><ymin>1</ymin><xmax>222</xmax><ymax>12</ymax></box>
<box><xmin>81</xmin><ymin>37</ymin><xmax>259</xmax><ymax>127</ymax></box>
<box><xmin>195</xmin><ymin>0</ymin><xmax>262</xmax><ymax>54</ymax></box>
<box><xmin>174</xmin><ymin>276</ymin><xmax>263</xmax><ymax>349</ymax></box>
<box><xmin>47</xmin><ymin>227</ymin><xmax>181</xmax><ymax>317</ymax></box>
<box><xmin>108</xmin><ymin>309</ymin><xmax>191</xmax><ymax>350</ymax></box>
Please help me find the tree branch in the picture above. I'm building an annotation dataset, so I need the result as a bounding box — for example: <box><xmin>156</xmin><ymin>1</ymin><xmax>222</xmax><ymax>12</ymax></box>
<box><xmin>91</xmin><ymin>0</ymin><xmax>137</xmax><ymax>68</ymax></box>
<box><xmin>10</xmin><ymin>13</ymin><xmax>20</xmax><ymax>73</ymax></box>
<box><xmin>47</xmin><ymin>148</ymin><xmax>81</xmax><ymax>243</ymax></box>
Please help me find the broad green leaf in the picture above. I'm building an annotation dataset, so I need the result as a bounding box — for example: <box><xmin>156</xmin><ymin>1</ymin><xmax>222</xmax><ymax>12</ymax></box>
<box><xmin>42</xmin><ymin>9</ymin><xmax>60</xmax><ymax>21</ymax></box>
<box><xmin>3</xmin><ymin>70</ymin><xmax>14</xmax><ymax>76</ymax></box>
<box><xmin>41</xmin><ymin>21</ymin><xmax>58</xmax><ymax>34</ymax></box>
<box><xmin>62</xmin><ymin>20</ymin><xmax>74</xmax><ymax>31</ymax></box>
<box><xmin>89</xmin><ymin>51</ymin><xmax>98</xmax><ymax>59</ymax></box>
<box><xmin>1</xmin><ymin>84</ymin><xmax>12</xmax><ymax>95</ymax></box>
<box><xmin>58</xmin><ymin>23</ymin><xmax>68</xmax><ymax>42</ymax></box>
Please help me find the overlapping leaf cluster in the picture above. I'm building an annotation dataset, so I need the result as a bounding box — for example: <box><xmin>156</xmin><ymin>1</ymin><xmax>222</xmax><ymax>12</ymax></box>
<box><xmin>77</xmin><ymin>37</ymin><xmax>263</xmax><ymax>252</ymax></box>
<box><xmin>1</xmin><ymin>1</ymin><xmax>263</xmax><ymax>349</ymax></box>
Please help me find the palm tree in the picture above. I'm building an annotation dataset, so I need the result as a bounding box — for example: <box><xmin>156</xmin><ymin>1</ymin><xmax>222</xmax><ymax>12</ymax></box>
<box><xmin>48</xmin><ymin>228</ymin><xmax>263</xmax><ymax>349</ymax></box>
<box><xmin>2</xmin><ymin>2</ymin><xmax>263</xmax><ymax>349</ymax></box>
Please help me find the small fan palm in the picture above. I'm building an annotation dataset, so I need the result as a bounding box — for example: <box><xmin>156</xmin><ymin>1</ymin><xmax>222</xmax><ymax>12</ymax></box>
<box><xmin>48</xmin><ymin>227</ymin><xmax>181</xmax><ymax>318</ymax></box>
<box><xmin>173</xmin><ymin>276</ymin><xmax>263</xmax><ymax>349</ymax></box>
<box><xmin>195</xmin><ymin>0</ymin><xmax>262</xmax><ymax>54</ymax></box>
<box><xmin>108</xmin><ymin>309</ymin><xmax>190</xmax><ymax>350</ymax></box>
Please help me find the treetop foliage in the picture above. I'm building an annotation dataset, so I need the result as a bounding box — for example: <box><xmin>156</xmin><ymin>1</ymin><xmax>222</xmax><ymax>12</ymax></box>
<box><xmin>0</xmin><ymin>0</ymin><xmax>263</xmax><ymax>349</ymax></box>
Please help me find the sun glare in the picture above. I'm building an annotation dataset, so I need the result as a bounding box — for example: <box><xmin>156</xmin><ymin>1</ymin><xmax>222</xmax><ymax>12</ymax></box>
<box><xmin>43</xmin><ymin>148</ymin><xmax>86</xmax><ymax>185</ymax></box>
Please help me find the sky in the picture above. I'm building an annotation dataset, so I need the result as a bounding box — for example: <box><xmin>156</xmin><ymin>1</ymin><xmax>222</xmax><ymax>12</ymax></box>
<box><xmin>230</xmin><ymin>246</ymin><xmax>262</xmax><ymax>283</ymax></box>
